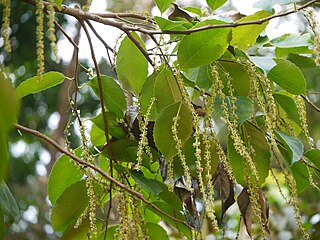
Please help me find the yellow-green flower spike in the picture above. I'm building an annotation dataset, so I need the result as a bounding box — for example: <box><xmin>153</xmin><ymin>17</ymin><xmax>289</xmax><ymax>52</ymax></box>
<box><xmin>303</xmin><ymin>7</ymin><xmax>320</xmax><ymax>65</ymax></box>
<box><xmin>82</xmin><ymin>0</ymin><xmax>92</xmax><ymax>12</ymax></box>
<box><xmin>172</xmin><ymin>114</ymin><xmax>192</xmax><ymax>190</ymax></box>
<box><xmin>287</xmin><ymin>175</ymin><xmax>310</xmax><ymax>240</ymax></box>
<box><xmin>47</xmin><ymin>0</ymin><xmax>60</xmax><ymax>63</ymax></box>
<box><xmin>86</xmin><ymin>175</ymin><xmax>97</xmax><ymax>236</ymax></box>
<box><xmin>36</xmin><ymin>0</ymin><xmax>45</xmax><ymax>81</ymax></box>
<box><xmin>2</xmin><ymin>0</ymin><xmax>11</xmax><ymax>52</ymax></box>
<box><xmin>136</xmin><ymin>97</ymin><xmax>155</xmax><ymax>170</ymax></box>
<box><xmin>212</xmin><ymin>62</ymin><xmax>265</xmax><ymax>236</ymax></box>
<box><xmin>295</xmin><ymin>95</ymin><xmax>314</xmax><ymax>148</ymax></box>
<box><xmin>117</xmin><ymin>191</ymin><xmax>131</xmax><ymax>240</ymax></box>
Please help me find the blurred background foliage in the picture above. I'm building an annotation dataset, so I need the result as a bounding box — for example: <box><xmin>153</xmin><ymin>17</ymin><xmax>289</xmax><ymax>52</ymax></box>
<box><xmin>0</xmin><ymin>0</ymin><xmax>320</xmax><ymax>239</ymax></box>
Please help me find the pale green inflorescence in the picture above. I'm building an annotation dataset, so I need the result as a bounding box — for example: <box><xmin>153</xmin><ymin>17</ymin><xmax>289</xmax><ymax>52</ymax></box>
<box><xmin>36</xmin><ymin>0</ymin><xmax>45</xmax><ymax>81</ymax></box>
<box><xmin>167</xmin><ymin>159</ymin><xmax>174</xmax><ymax>192</ymax></box>
<box><xmin>47</xmin><ymin>0</ymin><xmax>60</xmax><ymax>63</ymax></box>
<box><xmin>132</xmin><ymin>195</ymin><xmax>149</xmax><ymax>239</ymax></box>
<box><xmin>303</xmin><ymin>7</ymin><xmax>320</xmax><ymax>65</ymax></box>
<box><xmin>246</xmin><ymin>60</ymin><xmax>277</xmax><ymax>148</ymax></box>
<box><xmin>287</xmin><ymin>175</ymin><xmax>310</xmax><ymax>240</ymax></box>
<box><xmin>82</xmin><ymin>0</ymin><xmax>92</xmax><ymax>12</ymax></box>
<box><xmin>116</xmin><ymin>191</ymin><xmax>131</xmax><ymax>240</ymax></box>
<box><xmin>136</xmin><ymin>97</ymin><xmax>155</xmax><ymax>170</ymax></box>
<box><xmin>211</xmin><ymin>63</ymin><xmax>266</xmax><ymax>234</ymax></box>
<box><xmin>295</xmin><ymin>95</ymin><xmax>314</xmax><ymax>148</ymax></box>
<box><xmin>86</xmin><ymin>176</ymin><xmax>98</xmax><ymax>236</ymax></box>
<box><xmin>172</xmin><ymin>114</ymin><xmax>192</xmax><ymax>190</ymax></box>
<box><xmin>174</xmin><ymin>70</ymin><xmax>219</xmax><ymax>230</ymax></box>
<box><xmin>2</xmin><ymin>0</ymin><xmax>11</xmax><ymax>52</ymax></box>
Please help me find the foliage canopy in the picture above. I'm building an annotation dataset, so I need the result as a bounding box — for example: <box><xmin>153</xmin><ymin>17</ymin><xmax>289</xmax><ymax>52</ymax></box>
<box><xmin>1</xmin><ymin>0</ymin><xmax>320</xmax><ymax>239</ymax></box>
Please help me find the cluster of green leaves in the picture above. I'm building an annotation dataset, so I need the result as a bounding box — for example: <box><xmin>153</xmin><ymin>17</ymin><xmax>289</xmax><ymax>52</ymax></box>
<box><xmin>1</xmin><ymin>0</ymin><xmax>320</xmax><ymax>239</ymax></box>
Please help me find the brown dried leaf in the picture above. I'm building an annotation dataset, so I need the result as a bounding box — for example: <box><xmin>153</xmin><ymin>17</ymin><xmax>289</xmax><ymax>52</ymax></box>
<box><xmin>237</xmin><ymin>188</ymin><xmax>270</xmax><ymax>238</ymax></box>
<box><xmin>220</xmin><ymin>167</ymin><xmax>235</xmax><ymax>219</ymax></box>
<box><xmin>258</xmin><ymin>190</ymin><xmax>270</xmax><ymax>234</ymax></box>
<box><xmin>237</xmin><ymin>188</ymin><xmax>252</xmax><ymax>238</ymax></box>
<box><xmin>168</xmin><ymin>3</ymin><xmax>194</xmax><ymax>22</ymax></box>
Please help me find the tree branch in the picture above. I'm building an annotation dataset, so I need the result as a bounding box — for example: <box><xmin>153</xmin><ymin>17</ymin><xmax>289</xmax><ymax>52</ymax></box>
<box><xmin>301</xmin><ymin>94</ymin><xmax>320</xmax><ymax>112</ymax></box>
<box><xmin>85</xmin><ymin>20</ymin><xmax>114</xmax><ymax>68</ymax></box>
<box><xmin>79</xmin><ymin>20</ymin><xmax>111</xmax><ymax>149</ymax></box>
<box><xmin>14</xmin><ymin>123</ymin><xmax>191</xmax><ymax>228</ymax></box>
<box><xmin>21</xmin><ymin>0</ymin><xmax>320</xmax><ymax>35</ymax></box>
<box><xmin>92</xmin><ymin>12</ymin><xmax>156</xmax><ymax>24</ymax></box>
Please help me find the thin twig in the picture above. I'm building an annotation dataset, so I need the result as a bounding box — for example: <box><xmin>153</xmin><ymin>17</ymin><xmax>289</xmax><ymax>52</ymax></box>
<box><xmin>85</xmin><ymin>20</ymin><xmax>114</xmax><ymax>67</ymax></box>
<box><xmin>79</xmin><ymin>20</ymin><xmax>110</xmax><ymax>149</ymax></box>
<box><xmin>301</xmin><ymin>94</ymin><xmax>320</xmax><ymax>112</ymax></box>
<box><xmin>54</xmin><ymin>20</ymin><xmax>85</xmax><ymax>144</ymax></box>
<box><xmin>92</xmin><ymin>12</ymin><xmax>156</xmax><ymax>24</ymax></box>
<box><xmin>14</xmin><ymin>123</ymin><xmax>191</xmax><ymax>228</ymax></box>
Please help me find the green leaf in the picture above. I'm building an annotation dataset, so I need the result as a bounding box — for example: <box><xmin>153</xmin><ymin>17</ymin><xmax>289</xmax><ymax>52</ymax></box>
<box><xmin>231</xmin><ymin>11</ymin><xmax>272</xmax><ymax>50</ymax></box>
<box><xmin>175</xmin><ymin>135</ymin><xmax>219</xmax><ymax>181</ymax></box>
<box><xmin>158</xmin><ymin>188</ymin><xmax>183</xmax><ymax>211</ymax></box>
<box><xmin>90</xmin><ymin>124</ymin><xmax>106</xmax><ymax>146</ymax></box>
<box><xmin>286</xmin><ymin>54</ymin><xmax>320</xmax><ymax>89</ymax></box>
<box><xmin>275</xmin><ymin>130</ymin><xmax>304</xmax><ymax>165</ymax></box>
<box><xmin>228</xmin><ymin>123</ymin><xmax>271</xmax><ymax>187</ymax></box>
<box><xmin>291</xmin><ymin>161</ymin><xmax>309</xmax><ymax>193</ymax></box>
<box><xmin>61</xmin><ymin>218</ymin><xmax>103</xmax><ymax>240</ymax></box>
<box><xmin>48</xmin><ymin>148</ymin><xmax>84</xmax><ymax>205</ymax></box>
<box><xmin>183</xmin><ymin>6</ymin><xmax>202</xmax><ymax>16</ymax></box>
<box><xmin>140</xmin><ymin>72</ymin><xmax>157</xmax><ymax>118</ymax></box>
<box><xmin>304</xmin><ymin>149</ymin><xmax>320</xmax><ymax>170</ymax></box>
<box><xmin>0</xmin><ymin>207</ymin><xmax>4</xmax><ymax>240</ymax></box>
<box><xmin>155</xmin><ymin>67</ymin><xmax>182</xmax><ymax>112</ymax></box>
<box><xmin>116</xmin><ymin>32</ymin><xmax>148</xmax><ymax>95</ymax></box>
<box><xmin>105</xmin><ymin>226</ymin><xmax>118</xmax><ymax>239</ymax></box>
<box><xmin>154</xmin><ymin>102</ymin><xmax>193</xmax><ymax>160</ymax></box>
<box><xmin>154</xmin><ymin>16</ymin><xmax>191</xmax><ymax>31</ymax></box>
<box><xmin>51</xmin><ymin>180</ymin><xmax>89</xmax><ymax>232</ymax></box>
<box><xmin>55</xmin><ymin>0</ymin><xmax>64</xmax><ymax>10</ymax></box>
<box><xmin>0</xmin><ymin>181</ymin><xmax>20</xmax><ymax>220</ymax></box>
<box><xmin>15</xmin><ymin>71</ymin><xmax>65</xmax><ymax>99</ymax></box>
<box><xmin>270</xmin><ymin>33</ymin><xmax>311</xmax><ymax>48</ymax></box>
<box><xmin>153</xmin><ymin>0</ymin><xmax>175</xmax><ymax>13</ymax></box>
<box><xmin>217</xmin><ymin>61</ymin><xmax>251</xmax><ymax>96</ymax></box>
<box><xmin>249</xmin><ymin>56</ymin><xmax>276</xmax><ymax>74</ymax></box>
<box><xmin>147</xmin><ymin>222</ymin><xmax>169</xmax><ymax>240</ymax></box>
<box><xmin>109</xmin><ymin>139</ymin><xmax>138</xmax><ymax>160</ymax></box>
<box><xmin>88</xmin><ymin>75</ymin><xmax>127</xmax><ymax>118</ymax></box>
<box><xmin>146</xmin><ymin>201</ymin><xmax>191</xmax><ymax>239</ymax></box>
<box><xmin>61</xmin><ymin>218</ymin><xmax>90</xmax><ymax>240</ymax></box>
<box><xmin>185</xmin><ymin>65</ymin><xmax>213</xmax><ymax>91</ymax></box>
<box><xmin>275</xmin><ymin>46</ymin><xmax>314</xmax><ymax>58</ymax></box>
<box><xmin>0</xmin><ymin>72</ymin><xmax>19</xmax><ymax>180</ymax></box>
<box><xmin>129</xmin><ymin>170</ymin><xmax>163</xmax><ymax>196</ymax></box>
<box><xmin>273</xmin><ymin>93</ymin><xmax>301</xmax><ymax>126</ymax></box>
<box><xmin>206</xmin><ymin>0</ymin><xmax>228</xmax><ymax>11</ymax></box>
<box><xmin>214</xmin><ymin>96</ymin><xmax>254</xmax><ymax>126</ymax></box>
<box><xmin>178</xmin><ymin>20</ymin><xmax>230</xmax><ymax>68</ymax></box>
<box><xmin>90</xmin><ymin>112</ymin><xmax>126</xmax><ymax>139</ymax></box>
<box><xmin>0</xmin><ymin>136</ymin><xmax>8</xmax><ymax>181</ymax></box>
<box><xmin>268</xmin><ymin>58</ymin><xmax>306</xmax><ymax>95</ymax></box>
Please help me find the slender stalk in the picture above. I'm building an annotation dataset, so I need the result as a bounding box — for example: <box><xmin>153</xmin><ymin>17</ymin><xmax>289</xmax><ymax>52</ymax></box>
<box><xmin>14</xmin><ymin>123</ymin><xmax>191</xmax><ymax>228</ymax></box>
